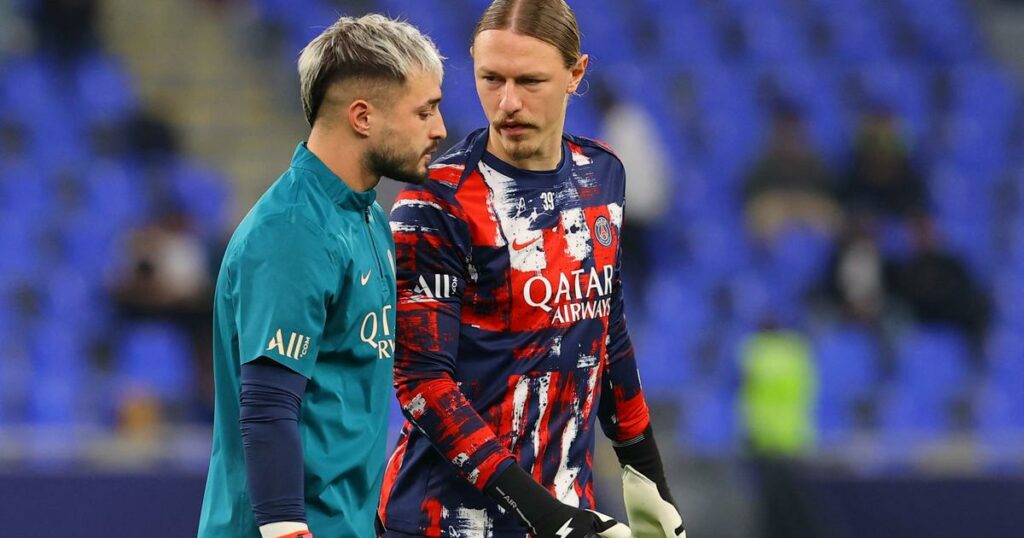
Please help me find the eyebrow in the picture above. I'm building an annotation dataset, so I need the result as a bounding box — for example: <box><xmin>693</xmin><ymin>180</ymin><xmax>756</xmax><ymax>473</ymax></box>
<box><xmin>477</xmin><ymin>68</ymin><xmax>548</xmax><ymax>79</ymax></box>
<box><xmin>421</xmin><ymin>96</ymin><xmax>442</xmax><ymax>108</ymax></box>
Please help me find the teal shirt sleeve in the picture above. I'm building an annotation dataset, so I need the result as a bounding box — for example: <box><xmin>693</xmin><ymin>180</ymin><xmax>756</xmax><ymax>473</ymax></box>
<box><xmin>231</xmin><ymin>215</ymin><xmax>337</xmax><ymax>378</ymax></box>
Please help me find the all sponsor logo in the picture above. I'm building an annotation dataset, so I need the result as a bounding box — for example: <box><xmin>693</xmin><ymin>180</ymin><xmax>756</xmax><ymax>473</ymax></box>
<box><xmin>266</xmin><ymin>329</ymin><xmax>311</xmax><ymax>360</ymax></box>
<box><xmin>413</xmin><ymin>274</ymin><xmax>458</xmax><ymax>299</ymax></box>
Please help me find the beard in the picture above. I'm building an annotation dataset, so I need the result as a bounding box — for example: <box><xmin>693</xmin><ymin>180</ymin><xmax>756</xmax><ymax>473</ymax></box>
<box><xmin>492</xmin><ymin>118</ymin><xmax>542</xmax><ymax>163</ymax></box>
<box><xmin>365</xmin><ymin>138</ymin><xmax>433</xmax><ymax>185</ymax></box>
<box><xmin>501</xmin><ymin>137</ymin><xmax>541</xmax><ymax>162</ymax></box>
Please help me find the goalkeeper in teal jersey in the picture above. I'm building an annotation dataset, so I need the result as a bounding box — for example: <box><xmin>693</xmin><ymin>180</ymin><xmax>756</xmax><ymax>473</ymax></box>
<box><xmin>197</xmin><ymin>14</ymin><xmax>446</xmax><ymax>538</ymax></box>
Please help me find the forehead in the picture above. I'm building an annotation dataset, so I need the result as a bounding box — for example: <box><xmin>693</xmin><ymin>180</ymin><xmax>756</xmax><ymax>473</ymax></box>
<box><xmin>396</xmin><ymin>69</ymin><xmax>442</xmax><ymax>104</ymax></box>
<box><xmin>473</xmin><ymin>29</ymin><xmax>566</xmax><ymax>74</ymax></box>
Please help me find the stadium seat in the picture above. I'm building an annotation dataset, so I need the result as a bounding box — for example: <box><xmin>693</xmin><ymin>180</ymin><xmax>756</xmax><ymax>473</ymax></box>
<box><xmin>678</xmin><ymin>387</ymin><xmax>737</xmax><ymax>456</ymax></box>
<box><xmin>75</xmin><ymin>53</ymin><xmax>137</xmax><ymax>126</ymax></box>
<box><xmin>27</xmin><ymin>322</ymin><xmax>89</xmax><ymax>424</ymax></box>
<box><xmin>116</xmin><ymin>321</ymin><xmax>196</xmax><ymax>404</ymax></box>
<box><xmin>814</xmin><ymin>324</ymin><xmax>880</xmax><ymax>444</ymax></box>
<box><xmin>893</xmin><ymin>326</ymin><xmax>971</xmax><ymax>401</ymax></box>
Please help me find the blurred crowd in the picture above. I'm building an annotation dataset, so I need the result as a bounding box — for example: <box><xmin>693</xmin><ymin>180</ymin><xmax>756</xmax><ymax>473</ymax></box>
<box><xmin>1</xmin><ymin>0</ymin><xmax>1022</xmax><ymax>477</ymax></box>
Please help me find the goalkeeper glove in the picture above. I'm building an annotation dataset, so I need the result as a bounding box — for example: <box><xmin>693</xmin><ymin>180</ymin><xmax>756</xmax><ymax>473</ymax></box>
<box><xmin>486</xmin><ymin>462</ymin><xmax>632</xmax><ymax>537</ymax></box>
<box><xmin>259</xmin><ymin>522</ymin><xmax>312</xmax><ymax>538</ymax></box>
<box><xmin>622</xmin><ymin>465</ymin><xmax>685</xmax><ymax>538</ymax></box>
<box><xmin>613</xmin><ymin>426</ymin><xmax>686</xmax><ymax>537</ymax></box>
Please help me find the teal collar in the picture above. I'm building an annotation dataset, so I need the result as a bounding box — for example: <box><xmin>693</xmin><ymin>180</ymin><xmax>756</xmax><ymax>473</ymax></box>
<box><xmin>290</xmin><ymin>142</ymin><xmax>377</xmax><ymax>210</ymax></box>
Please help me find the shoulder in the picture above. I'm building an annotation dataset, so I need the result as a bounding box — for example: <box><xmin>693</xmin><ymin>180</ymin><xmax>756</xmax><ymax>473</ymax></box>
<box><xmin>226</xmin><ymin>208</ymin><xmax>336</xmax><ymax>267</ymax></box>
<box><xmin>565</xmin><ymin>133</ymin><xmax>625</xmax><ymax>171</ymax></box>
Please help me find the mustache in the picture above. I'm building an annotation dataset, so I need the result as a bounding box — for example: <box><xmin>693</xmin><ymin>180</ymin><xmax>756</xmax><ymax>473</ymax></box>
<box><xmin>494</xmin><ymin>117</ymin><xmax>536</xmax><ymax>129</ymax></box>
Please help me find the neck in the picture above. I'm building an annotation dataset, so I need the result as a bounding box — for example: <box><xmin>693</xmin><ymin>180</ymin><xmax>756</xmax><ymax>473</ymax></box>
<box><xmin>486</xmin><ymin>126</ymin><xmax>564</xmax><ymax>171</ymax></box>
<box><xmin>307</xmin><ymin>128</ymin><xmax>380</xmax><ymax>192</ymax></box>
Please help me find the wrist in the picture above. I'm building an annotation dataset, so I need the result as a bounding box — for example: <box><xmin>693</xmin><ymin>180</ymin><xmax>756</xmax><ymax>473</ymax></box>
<box><xmin>485</xmin><ymin>462</ymin><xmax>562</xmax><ymax>533</ymax></box>
<box><xmin>259</xmin><ymin>521</ymin><xmax>310</xmax><ymax>538</ymax></box>
<box><xmin>612</xmin><ymin>425</ymin><xmax>675</xmax><ymax>506</ymax></box>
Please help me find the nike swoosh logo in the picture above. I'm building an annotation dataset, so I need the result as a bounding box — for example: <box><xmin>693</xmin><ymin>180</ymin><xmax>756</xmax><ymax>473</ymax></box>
<box><xmin>361</xmin><ymin>271</ymin><xmax>372</xmax><ymax>285</ymax></box>
<box><xmin>511</xmin><ymin>236</ymin><xmax>540</xmax><ymax>251</ymax></box>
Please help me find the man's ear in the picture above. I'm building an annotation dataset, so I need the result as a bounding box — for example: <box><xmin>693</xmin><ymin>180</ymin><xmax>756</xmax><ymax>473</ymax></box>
<box><xmin>569</xmin><ymin>54</ymin><xmax>590</xmax><ymax>94</ymax></box>
<box><xmin>349</xmin><ymin>99</ymin><xmax>372</xmax><ymax>138</ymax></box>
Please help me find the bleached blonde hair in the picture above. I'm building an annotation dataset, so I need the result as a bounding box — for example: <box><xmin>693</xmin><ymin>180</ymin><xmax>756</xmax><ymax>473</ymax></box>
<box><xmin>298</xmin><ymin>13</ymin><xmax>445</xmax><ymax>126</ymax></box>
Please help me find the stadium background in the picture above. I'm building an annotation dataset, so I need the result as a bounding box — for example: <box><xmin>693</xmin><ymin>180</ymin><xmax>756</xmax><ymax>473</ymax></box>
<box><xmin>1</xmin><ymin>0</ymin><xmax>1024</xmax><ymax>536</ymax></box>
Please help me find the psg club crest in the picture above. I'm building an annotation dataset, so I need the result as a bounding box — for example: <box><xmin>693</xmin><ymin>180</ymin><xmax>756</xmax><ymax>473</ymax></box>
<box><xmin>594</xmin><ymin>216</ymin><xmax>613</xmax><ymax>247</ymax></box>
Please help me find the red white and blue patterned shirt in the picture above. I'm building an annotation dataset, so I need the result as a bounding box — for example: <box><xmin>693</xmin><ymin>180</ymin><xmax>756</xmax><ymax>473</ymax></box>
<box><xmin>379</xmin><ymin>129</ymin><xmax>651</xmax><ymax>537</ymax></box>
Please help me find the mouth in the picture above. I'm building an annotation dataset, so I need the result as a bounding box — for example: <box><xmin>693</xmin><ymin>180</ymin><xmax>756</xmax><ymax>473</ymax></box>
<box><xmin>498</xmin><ymin>122</ymin><xmax>533</xmax><ymax>137</ymax></box>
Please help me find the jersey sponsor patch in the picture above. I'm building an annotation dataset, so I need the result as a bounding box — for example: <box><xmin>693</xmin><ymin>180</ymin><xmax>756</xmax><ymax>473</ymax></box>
<box><xmin>266</xmin><ymin>329</ymin><xmax>311</xmax><ymax>360</ymax></box>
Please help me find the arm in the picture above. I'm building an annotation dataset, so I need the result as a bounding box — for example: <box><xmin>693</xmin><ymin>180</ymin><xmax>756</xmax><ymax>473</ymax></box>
<box><xmin>232</xmin><ymin>217</ymin><xmax>334</xmax><ymax>538</ymax></box>
<box><xmin>390</xmin><ymin>188</ymin><xmax>514</xmax><ymax>489</ymax></box>
<box><xmin>599</xmin><ymin>196</ymin><xmax>686</xmax><ymax>537</ymax></box>
<box><xmin>240</xmin><ymin>360</ymin><xmax>312</xmax><ymax>538</ymax></box>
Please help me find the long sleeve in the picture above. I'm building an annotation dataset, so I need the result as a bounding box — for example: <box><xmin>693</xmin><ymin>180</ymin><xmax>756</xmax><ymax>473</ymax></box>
<box><xmin>598</xmin><ymin>175</ymin><xmax>652</xmax><ymax>444</ymax></box>
<box><xmin>390</xmin><ymin>184</ymin><xmax>515</xmax><ymax>491</ymax></box>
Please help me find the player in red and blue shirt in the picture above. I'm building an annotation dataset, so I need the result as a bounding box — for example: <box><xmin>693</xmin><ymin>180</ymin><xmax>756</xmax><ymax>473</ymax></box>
<box><xmin>379</xmin><ymin>2</ymin><xmax>686</xmax><ymax>537</ymax></box>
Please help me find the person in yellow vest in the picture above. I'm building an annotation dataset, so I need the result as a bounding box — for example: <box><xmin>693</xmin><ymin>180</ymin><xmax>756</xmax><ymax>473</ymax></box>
<box><xmin>739</xmin><ymin>319</ymin><xmax>820</xmax><ymax>538</ymax></box>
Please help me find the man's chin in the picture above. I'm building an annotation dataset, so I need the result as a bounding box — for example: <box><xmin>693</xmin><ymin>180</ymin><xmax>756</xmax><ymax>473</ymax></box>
<box><xmin>385</xmin><ymin>165</ymin><xmax>429</xmax><ymax>185</ymax></box>
<box><xmin>502</xmin><ymin>139</ymin><xmax>539</xmax><ymax>163</ymax></box>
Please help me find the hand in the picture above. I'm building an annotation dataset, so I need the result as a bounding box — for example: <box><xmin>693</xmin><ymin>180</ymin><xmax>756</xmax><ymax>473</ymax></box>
<box><xmin>622</xmin><ymin>465</ymin><xmax>686</xmax><ymax>537</ymax></box>
<box><xmin>532</xmin><ymin>505</ymin><xmax>631</xmax><ymax>538</ymax></box>
<box><xmin>485</xmin><ymin>463</ymin><xmax>631</xmax><ymax>537</ymax></box>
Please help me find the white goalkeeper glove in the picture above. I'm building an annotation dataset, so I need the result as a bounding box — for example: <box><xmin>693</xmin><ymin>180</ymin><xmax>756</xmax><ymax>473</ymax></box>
<box><xmin>622</xmin><ymin>465</ymin><xmax>686</xmax><ymax>537</ymax></box>
<box><xmin>259</xmin><ymin>521</ymin><xmax>312</xmax><ymax>538</ymax></box>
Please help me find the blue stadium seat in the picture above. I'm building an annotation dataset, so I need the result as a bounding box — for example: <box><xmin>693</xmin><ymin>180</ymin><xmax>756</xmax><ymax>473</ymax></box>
<box><xmin>850</xmin><ymin>62</ymin><xmax>930</xmax><ymax>144</ymax></box>
<box><xmin>647</xmin><ymin>7</ymin><xmax>721</xmax><ymax>65</ymax></box>
<box><xmin>678</xmin><ymin>387</ymin><xmax>737</xmax><ymax>456</ymax></box>
<box><xmin>817</xmin><ymin>5</ymin><xmax>894</xmax><ymax>64</ymax></box>
<box><xmin>878</xmin><ymin>385</ymin><xmax>950</xmax><ymax>437</ymax></box>
<box><xmin>82</xmin><ymin>159</ymin><xmax>148</xmax><ymax>229</ymax></box>
<box><xmin>737</xmin><ymin>8</ymin><xmax>809</xmax><ymax>64</ymax></box>
<box><xmin>992</xmin><ymin>272</ymin><xmax>1024</xmax><ymax>328</ymax></box>
<box><xmin>987</xmin><ymin>326</ymin><xmax>1024</xmax><ymax>391</ymax></box>
<box><xmin>60</xmin><ymin>212</ymin><xmax>122</xmax><ymax>281</ymax></box>
<box><xmin>974</xmin><ymin>382</ymin><xmax>1024</xmax><ymax>473</ymax></box>
<box><xmin>27</xmin><ymin>322</ymin><xmax>89</xmax><ymax>424</ymax></box>
<box><xmin>116</xmin><ymin>321</ymin><xmax>196</xmax><ymax>403</ymax></box>
<box><xmin>766</xmin><ymin>225</ymin><xmax>833</xmax><ymax>296</ymax></box>
<box><xmin>814</xmin><ymin>324</ymin><xmax>880</xmax><ymax>444</ymax></box>
<box><xmin>0</xmin><ymin>210</ymin><xmax>44</xmax><ymax>281</ymax></box>
<box><xmin>639</xmin><ymin>272</ymin><xmax>708</xmax><ymax>394</ymax></box>
<box><xmin>74</xmin><ymin>53</ymin><xmax>137</xmax><ymax>126</ymax></box>
<box><xmin>170</xmin><ymin>159</ymin><xmax>231</xmax><ymax>241</ymax></box>
<box><xmin>894</xmin><ymin>0</ymin><xmax>981</xmax><ymax>63</ymax></box>
<box><xmin>894</xmin><ymin>326</ymin><xmax>970</xmax><ymax>400</ymax></box>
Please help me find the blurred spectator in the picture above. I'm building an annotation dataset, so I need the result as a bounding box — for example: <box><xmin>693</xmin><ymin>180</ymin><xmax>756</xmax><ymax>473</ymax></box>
<box><xmin>840</xmin><ymin>110</ymin><xmax>927</xmax><ymax>221</ymax></box>
<box><xmin>742</xmin><ymin>103</ymin><xmax>842</xmax><ymax>243</ymax></box>
<box><xmin>110</xmin><ymin>207</ymin><xmax>212</xmax><ymax>322</ymax></box>
<box><xmin>821</xmin><ymin>219</ymin><xmax>892</xmax><ymax>325</ymax></box>
<box><xmin>29</xmin><ymin>0</ymin><xmax>100</xmax><ymax>63</ymax></box>
<box><xmin>739</xmin><ymin>319</ymin><xmax>820</xmax><ymax>538</ymax></box>
<box><xmin>889</xmin><ymin>214</ymin><xmax>991</xmax><ymax>351</ymax></box>
<box><xmin>593</xmin><ymin>77</ymin><xmax>670</xmax><ymax>288</ymax></box>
